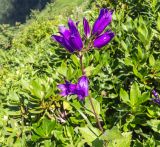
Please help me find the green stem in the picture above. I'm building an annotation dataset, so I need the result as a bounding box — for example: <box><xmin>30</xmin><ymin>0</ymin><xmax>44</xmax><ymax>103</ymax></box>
<box><xmin>79</xmin><ymin>54</ymin><xmax>85</xmax><ymax>75</ymax></box>
<box><xmin>78</xmin><ymin>52</ymin><xmax>103</xmax><ymax>132</ymax></box>
<box><xmin>89</xmin><ymin>95</ymin><xmax>103</xmax><ymax>132</ymax></box>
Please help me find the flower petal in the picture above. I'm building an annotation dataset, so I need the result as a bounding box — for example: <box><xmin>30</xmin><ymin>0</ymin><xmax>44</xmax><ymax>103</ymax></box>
<box><xmin>70</xmin><ymin>35</ymin><xmax>83</xmax><ymax>51</ymax></box>
<box><xmin>83</xmin><ymin>17</ymin><xmax>90</xmax><ymax>38</ymax></box>
<box><xmin>52</xmin><ymin>35</ymin><xmax>75</xmax><ymax>52</ymax></box>
<box><xmin>51</xmin><ymin>35</ymin><xmax>63</xmax><ymax>44</ymax></box>
<box><xmin>93</xmin><ymin>30</ymin><xmax>114</xmax><ymax>48</ymax></box>
<box><xmin>68</xmin><ymin>18</ymin><xmax>83</xmax><ymax>50</ymax></box>
<box><xmin>58</xmin><ymin>26</ymin><xmax>71</xmax><ymax>40</ymax></box>
<box><xmin>92</xmin><ymin>8</ymin><xmax>113</xmax><ymax>36</ymax></box>
<box><xmin>76</xmin><ymin>76</ymin><xmax>89</xmax><ymax>100</ymax></box>
<box><xmin>58</xmin><ymin>81</ymin><xmax>76</xmax><ymax>96</ymax></box>
<box><xmin>68</xmin><ymin>18</ymin><xmax>78</xmax><ymax>34</ymax></box>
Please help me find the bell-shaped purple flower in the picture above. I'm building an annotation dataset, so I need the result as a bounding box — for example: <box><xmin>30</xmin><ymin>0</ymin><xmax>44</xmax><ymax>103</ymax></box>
<box><xmin>92</xmin><ymin>8</ymin><xmax>113</xmax><ymax>36</ymax></box>
<box><xmin>93</xmin><ymin>30</ymin><xmax>114</xmax><ymax>48</ymax></box>
<box><xmin>83</xmin><ymin>17</ymin><xmax>91</xmax><ymax>38</ymax></box>
<box><xmin>52</xmin><ymin>19</ymin><xmax>83</xmax><ymax>52</ymax></box>
<box><xmin>58</xmin><ymin>76</ymin><xmax>89</xmax><ymax>101</ymax></box>
<box><xmin>68</xmin><ymin>19</ymin><xmax>83</xmax><ymax>51</ymax></box>
<box><xmin>58</xmin><ymin>81</ymin><xmax>76</xmax><ymax>96</ymax></box>
<box><xmin>75</xmin><ymin>76</ymin><xmax>89</xmax><ymax>101</ymax></box>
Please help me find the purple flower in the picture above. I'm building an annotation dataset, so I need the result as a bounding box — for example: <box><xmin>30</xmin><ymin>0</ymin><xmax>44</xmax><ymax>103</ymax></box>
<box><xmin>83</xmin><ymin>18</ymin><xmax>91</xmax><ymax>38</ymax></box>
<box><xmin>152</xmin><ymin>99</ymin><xmax>160</xmax><ymax>105</ymax></box>
<box><xmin>93</xmin><ymin>30</ymin><xmax>114</xmax><ymax>48</ymax></box>
<box><xmin>58</xmin><ymin>76</ymin><xmax>89</xmax><ymax>101</ymax></box>
<box><xmin>58</xmin><ymin>81</ymin><xmax>76</xmax><ymax>96</ymax></box>
<box><xmin>75</xmin><ymin>76</ymin><xmax>89</xmax><ymax>100</ymax></box>
<box><xmin>52</xmin><ymin>19</ymin><xmax>83</xmax><ymax>52</ymax></box>
<box><xmin>152</xmin><ymin>89</ymin><xmax>159</xmax><ymax>99</ymax></box>
<box><xmin>152</xmin><ymin>89</ymin><xmax>160</xmax><ymax>105</ymax></box>
<box><xmin>92</xmin><ymin>8</ymin><xmax>113</xmax><ymax>36</ymax></box>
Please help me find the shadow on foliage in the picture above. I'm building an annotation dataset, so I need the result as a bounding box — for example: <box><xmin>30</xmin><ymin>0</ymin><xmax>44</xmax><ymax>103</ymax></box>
<box><xmin>0</xmin><ymin>0</ymin><xmax>51</xmax><ymax>25</ymax></box>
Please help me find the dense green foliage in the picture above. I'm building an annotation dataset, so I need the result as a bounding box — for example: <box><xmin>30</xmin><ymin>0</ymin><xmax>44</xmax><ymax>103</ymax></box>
<box><xmin>0</xmin><ymin>0</ymin><xmax>160</xmax><ymax>146</ymax></box>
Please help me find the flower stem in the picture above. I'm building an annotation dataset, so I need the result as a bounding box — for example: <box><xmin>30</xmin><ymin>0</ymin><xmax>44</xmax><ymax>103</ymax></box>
<box><xmin>78</xmin><ymin>52</ymin><xmax>103</xmax><ymax>132</ymax></box>
<box><xmin>89</xmin><ymin>95</ymin><xmax>103</xmax><ymax>132</ymax></box>
<box><xmin>79</xmin><ymin>54</ymin><xmax>85</xmax><ymax>75</ymax></box>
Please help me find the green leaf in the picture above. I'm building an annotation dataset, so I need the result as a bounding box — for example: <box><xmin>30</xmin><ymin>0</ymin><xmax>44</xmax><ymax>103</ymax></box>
<box><xmin>85</xmin><ymin>98</ymin><xmax>100</xmax><ymax>117</ymax></box>
<box><xmin>137</xmin><ymin>92</ymin><xmax>150</xmax><ymax>105</ymax></box>
<box><xmin>147</xmin><ymin>105</ymin><xmax>160</xmax><ymax>118</ymax></box>
<box><xmin>85</xmin><ymin>66</ymin><xmax>95</xmax><ymax>77</ymax></box>
<box><xmin>121</xmin><ymin>40</ymin><xmax>128</xmax><ymax>51</ymax></box>
<box><xmin>107</xmin><ymin>132</ymin><xmax>132</xmax><ymax>147</ymax></box>
<box><xmin>43</xmin><ymin>140</ymin><xmax>52</xmax><ymax>147</ymax></box>
<box><xmin>7</xmin><ymin>91</ymin><xmax>19</xmax><ymax>102</ymax></box>
<box><xmin>45</xmin><ymin>87</ymin><xmax>53</xmax><ymax>99</ymax></box>
<box><xmin>29</xmin><ymin>108</ymin><xmax>44</xmax><ymax>114</ymax></box>
<box><xmin>130</xmin><ymin>82</ymin><xmax>141</xmax><ymax>107</ymax></box>
<box><xmin>147</xmin><ymin>119</ymin><xmax>160</xmax><ymax>133</ymax></box>
<box><xmin>33</xmin><ymin>117</ymin><xmax>56</xmax><ymax>138</ymax></box>
<box><xmin>63</xmin><ymin>101</ymin><xmax>72</xmax><ymax>110</ymax></box>
<box><xmin>29</xmin><ymin>80</ymin><xmax>44</xmax><ymax>99</ymax></box>
<box><xmin>137</xmin><ymin>17</ymin><xmax>148</xmax><ymax>44</ymax></box>
<box><xmin>149</xmin><ymin>54</ymin><xmax>155</xmax><ymax>67</ymax></box>
<box><xmin>92</xmin><ymin>138</ymin><xmax>103</xmax><ymax>147</ymax></box>
<box><xmin>79</xmin><ymin>126</ymin><xmax>100</xmax><ymax>143</ymax></box>
<box><xmin>137</xmin><ymin>45</ymin><xmax>143</xmax><ymax>60</ymax></box>
<box><xmin>71</xmin><ymin>54</ymin><xmax>79</xmax><ymax>67</ymax></box>
<box><xmin>94</xmin><ymin>50</ymin><xmax>100</xmax><ymax>62</ymax></box>
<box><xmin>120</xmin><ymin>88</ymin><xmax>130</xmax><ymax>105</ymax></box>
<box><xmin>133</xmin><ymin>66</ymin><xmax>143</xmax><ymax>80</ymax></box>
<box><xmin>157</xmin><ymin>13</ymin><xmax>160</xmax><ymax>31</ymax></box>
<box><xmin>101</xmin><ymin>127</ymin><xmax>132</xmax><ymax>147</ymax></box>
<box><xmin>124</xmin><ymin>58</ymin><xmax>133</xmax><ymax>66</ymax></box>
<box><xmin>71</xmin><ymin>101</ymin><xmax>92</xmax><ymax>127</ymax></box>
<box><xmin>57</xmin><ymin>62</ymin><xmax>67</xmax><ymax>77</ymax></box>
<box><xmin>101</xmin><ymin>127</ymin><xmax>122</xmax><ymax>141</ymax></box>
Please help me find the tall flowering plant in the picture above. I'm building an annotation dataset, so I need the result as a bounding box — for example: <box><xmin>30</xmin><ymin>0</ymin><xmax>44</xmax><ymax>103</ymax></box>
<box><xmin>52</xmin><ymin>8</ymin><xmax>114</xmax><ymax>132</ymax></box>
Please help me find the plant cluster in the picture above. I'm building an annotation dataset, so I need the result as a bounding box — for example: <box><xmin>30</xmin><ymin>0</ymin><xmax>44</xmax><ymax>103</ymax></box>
<box><xmin>0</xmin><ymin>0</ymin><xmax>160</xmax><ymax>146</ymax></box>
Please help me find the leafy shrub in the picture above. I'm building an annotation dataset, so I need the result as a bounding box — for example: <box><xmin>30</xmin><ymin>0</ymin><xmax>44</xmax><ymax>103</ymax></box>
<box><xmin>0</xmin><ymin>0</ymin><xmax>160</xmax><ymax>146</ymax></box>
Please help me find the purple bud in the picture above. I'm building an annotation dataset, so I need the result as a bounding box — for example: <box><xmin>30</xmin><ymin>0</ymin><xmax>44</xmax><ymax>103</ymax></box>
<box><xmin>92</xmin><ymin>8</ymin><xmax>113</xmax><ymax>36</ymax></box>
<box><xmin>83</xmin><ymin>17</ymin><xmax>91</xmax><ymax>38</ymax></box>
<box><xmin>93</xmin><ymin>30</ymin><xmax>114</xmax><ymax>48</ymax></box>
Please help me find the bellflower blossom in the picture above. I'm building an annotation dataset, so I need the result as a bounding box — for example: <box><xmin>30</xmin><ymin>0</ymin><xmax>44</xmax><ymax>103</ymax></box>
<box><xmin>58</xmin><ymin>76</ymin><xmax>89</xmax><ymax>101</ymax></box>
<box><xmin>83</xmin><ymin>8</ymin><xmax>114</xmax><ymax>49</ymax></box>
<box><xmin>92</xmin><ymin>8</ymin><xmax>113</xmax><ymax>36</ymax></box>
<box><xmin>76</xmin><ymin>76</ymin><xmax>89</xmax><ymax>100</ymax></box>
<box><xmin>52</xmin><ymin>19</ymin><xmax>83</xmax><ymax>53</ymax></box>
<box><xmin>58</xmin><ymin>81</ymin><xmax>77</xmax><ymax>96</ymax></box>
<box><xmin>93</xmin><ymin>30</ymin><xmax>115</xmax><ymax>48</ymax></box>
<box><xmin>152</xmin><ymin>89</ymin><xmax>160</xmax><ymax>105</ymax></box>
<box><xmin>83</xmin><ymin>17</ymin><xmax>91</xmax><ymax>39</ymax></box>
